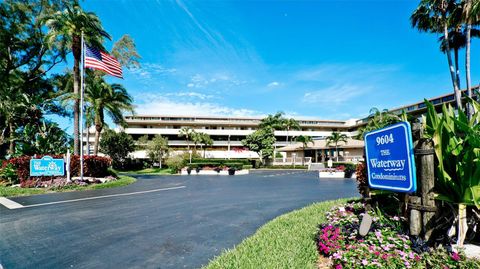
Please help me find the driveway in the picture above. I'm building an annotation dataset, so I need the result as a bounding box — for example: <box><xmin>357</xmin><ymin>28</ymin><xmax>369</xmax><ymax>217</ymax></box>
<box><xmin>0</xmin><ymin>170</ymin><xmax>358</xmax><ymax>269</ymax></box>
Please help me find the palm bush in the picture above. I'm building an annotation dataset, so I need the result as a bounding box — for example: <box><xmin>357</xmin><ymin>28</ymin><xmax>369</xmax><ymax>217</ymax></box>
<box><xmin>424</xmin><ymin>98</ymin><xmax>480</xmax><ymax>246</ymax></box>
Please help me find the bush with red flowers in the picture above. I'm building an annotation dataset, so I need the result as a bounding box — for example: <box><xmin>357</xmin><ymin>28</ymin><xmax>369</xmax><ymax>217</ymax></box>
<box><xmin>4</xmin><ymin>155</ymin><xmax>112</xmax><ymax>187</ymax></box>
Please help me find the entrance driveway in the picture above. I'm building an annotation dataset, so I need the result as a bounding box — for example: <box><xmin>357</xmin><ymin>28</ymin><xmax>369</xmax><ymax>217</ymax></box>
<box><xmin>0</xmin><ymin>170</ymin><xmax>358</xmax><ymax>269</ymax></box>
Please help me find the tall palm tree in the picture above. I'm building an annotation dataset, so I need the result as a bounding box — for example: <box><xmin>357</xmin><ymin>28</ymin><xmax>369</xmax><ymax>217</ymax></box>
<box><xmin>295</xmin><ymin>135</ymin><xmax>313</xmax><ymax>165</ymax></box>
<box><xmin>191</xmin><ymin>131</ymin><xmax>203</xmax><ymax>154</ymax></box>
<box><xmin>326</xmin><ymin>132</ymin><xmax>348</xmax><ymax>162</ymax></box>
<box><xmin>411</xmin><ymin>0</ymin><xmax>463</xmax><ymax>110</ymax></box>
<box><xmin>43</xmin><ymin>3</ymin><xmax>110</xmax><ymax>155</ymax></box>
<box><xmin>179</xmin><ymin>127</ymin><xmax>195</xmax><ymax>150</ymax></box>
<box><xmin>199</xmin><ymin>133</ymin><xmax>213</xmax><ymax>158</ymax></box>
<box><xmin>465</xmin><ymin>0</ymin><xmax>480</xmax><ymax>118</ymax></box>
<box><xmin>283</xmin><ymin>118</ymin><xmax>300</xmax><ymax>143</ymax></box>
<box><xmin>85</xmin><ymin>74</ymin><xmax>133</xmax><ymax>155</ymax></box>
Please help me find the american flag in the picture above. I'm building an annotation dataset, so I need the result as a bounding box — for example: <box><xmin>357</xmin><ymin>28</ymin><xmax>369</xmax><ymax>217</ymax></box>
<box><xmin>84</xmin><ymin>45</ymin><xmax>123</xmax><ymax>78</ymax></box>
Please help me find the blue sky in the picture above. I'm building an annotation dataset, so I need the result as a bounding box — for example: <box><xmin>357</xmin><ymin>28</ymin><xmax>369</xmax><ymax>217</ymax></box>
<box><xmin>55</xmin><ymin>0</ymin><xmax>480</xmax><ymax>123</ymax></box>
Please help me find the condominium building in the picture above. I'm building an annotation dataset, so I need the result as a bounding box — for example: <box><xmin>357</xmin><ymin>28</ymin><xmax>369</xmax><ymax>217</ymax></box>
<box><xmin>122</xmin><ymin>115</ymin><xmax>363</xmax><ymax>162</ymax></box>
<box><xmin>85</xmin><ymin>90</ymin><xmax>476</xmax><ymax>164</ymax></box>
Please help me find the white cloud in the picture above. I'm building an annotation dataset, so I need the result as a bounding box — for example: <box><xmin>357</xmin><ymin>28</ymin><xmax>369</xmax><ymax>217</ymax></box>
<box><xmin>165</xmin><ymin>91</ymin><xmax>213</xmax><ymax>100</ymax></box>
<box><xmin>303</xmin><ymin>84</ymin><xmax>372</xmax><ymax>105</ymax></box>
<box><xmin>134</xmin><ymin>94</ymin><xmax>262</xmax><ymax>117</ymax></box>
<box><xmin>267</xmin><ymin>81</ymin><xmax>281</xmax><ymax>88</ymax></box>
<box><xmin>127</xmin><ymin>63</ymin><xmax>177</xmax><ymax>80</ymax></box>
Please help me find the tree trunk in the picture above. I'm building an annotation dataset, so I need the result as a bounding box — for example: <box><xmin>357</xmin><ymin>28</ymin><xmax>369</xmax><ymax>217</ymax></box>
<box><xmin>443</xmin><ymin>23</ymin><xmax>463</xmax><ymax>111</ymax></box>
<box><xmin>454</xmin><ymin>48</ymin><xmax>461</xmax><ymax>90</ymax></box>
<box><xmin>159</xmin><ymin>153</ymin><xmax>162</xmax><ymax>169</ymax></box>
<box><xmin>302</xmin><ymin>147</ymin><xmax>305</xmax><ymax>165</ymax></box>
<box><xmin>286</xmin><ymin>129</ymin><xmax>289</xmax><ymax>143</ymax></box>
<box><xmin>72</xmin><ymin>38</ymin><xmax>81</xmax><ymax>155</ymax></box>
<box><xmin>466</xmin><ymin>22</ymin><xmax>473</xmax><ymax>119</ymax></box>
<box><xmin>8</xmin><ymin>122</ymin><xmax>14</xmax><ymax>155</ymax></box>
<box><xmin>336</xmin><ymin>144</ymin><xmax>339</xmax><ymax>162</ymax></box>
<box><xmin>94</xmin><ymin>124</ymin><xmax>102</xmax><ymax>155</ymax></box>
<box><xmin>457</xmin><ymin>203</ymin><xmax>468</xmax><ymax>247</ymax></box>
<box><xmin>86</xmin><ymin>124</ymin><xmax>90</xmax><ymax>155</ymax></box>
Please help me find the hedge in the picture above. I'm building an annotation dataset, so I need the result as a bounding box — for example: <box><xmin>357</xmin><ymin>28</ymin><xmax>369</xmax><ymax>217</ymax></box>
<box><xmin>4</xmin><ymin>155</ymin><xmax>111</xmax><ymax>187</ymax></box>
<box><xmin>188</xmin><ymin>162</ymin><xmax>244</xmax><ymax>170</ymax></box>
<box><xmin>191</xmin><ymin>158</ymin><xmax>252</xmax><ymax>165</ymax></box>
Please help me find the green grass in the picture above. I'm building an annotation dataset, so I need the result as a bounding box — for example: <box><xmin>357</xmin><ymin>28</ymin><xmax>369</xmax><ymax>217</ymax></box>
<box><xmin>0</xmin><ymin>176</ymin><xmax>136</xmax><ymax>197</ymax></box>
<box><xmin>117</xmin><ymin>167</ymin><xmax>176</xmax><ymax>175</ymax></box>
<box><xmin>204</xmin><ymin>198</ymin><xmax>352</xmax><ymax>269</ymax></box>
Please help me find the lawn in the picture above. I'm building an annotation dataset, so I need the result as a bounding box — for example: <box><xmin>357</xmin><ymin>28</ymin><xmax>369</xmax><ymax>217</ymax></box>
<box><xmin>203</xmin><ymin>198</ymin><xmax>351</xmax><ymax>269</ymax></box>
<box><xmin>117</xmin><ymin>167</ymin><xmax>176</xmax><ymax>175</ymax></box>
<box><xmin>0</xmin><ymin>175</ymin><xmax>136</xmax><ymax>197</ymax></box>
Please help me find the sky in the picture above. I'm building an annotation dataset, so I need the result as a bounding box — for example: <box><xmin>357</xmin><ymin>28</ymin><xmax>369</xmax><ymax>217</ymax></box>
<box><xmin>52</xmin><ymin>0</ymin><xmax>480</xmax><ymax>127</ymax></box>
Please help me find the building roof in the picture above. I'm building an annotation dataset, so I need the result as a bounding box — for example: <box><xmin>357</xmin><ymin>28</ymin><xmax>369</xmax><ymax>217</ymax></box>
<box><xmin>277</xmin><ymin>138</ymin><xmax>364</xmax><ymax>152</ymax></box>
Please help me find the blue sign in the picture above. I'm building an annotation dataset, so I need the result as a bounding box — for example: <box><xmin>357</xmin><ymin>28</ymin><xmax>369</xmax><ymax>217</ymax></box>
<box><xmin>30</xmin><ymin>156</ymin><xmax>65</xmax><ymax>176</ymax></box>
<box><xmin>364</xmin><ymin>122</ymin><xmax>417</xmax><ymax>193</ymax></box>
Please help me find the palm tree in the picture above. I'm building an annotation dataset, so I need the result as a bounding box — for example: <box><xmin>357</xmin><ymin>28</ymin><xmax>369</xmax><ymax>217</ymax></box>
<box><xmin>199</xmin><ymin>133</ymin><xmax>213</xmax><ymax>158</ymax></box>
<box><xmin>191</xmin><ymin>131</ymin><xmax>203</xmax><ymax>154</ymax></box>
<box><xmin>179</xmin><ymin>127</ymin><xmax>195</xmax><ymax>150</ymax></box>
<box><xmin>295</xmin><ymin>135</ymin><xmax>313</xmax><ymax>165</ymax></box>
<box><xmin>85</xmin><ymin>74</ymin><xmax>133</xmax><ymax>155</ymax></box>
<box><xmin>147</xmin><ymin>135</ymin><xmax>169</xmax><ymax>169</ymax></box>
<box><xmin>43</xmin><ymin>3</ymin><xmax>110</xmax><ymax>155</ymax></box>
<box><xmin>283</xmin><ymin>118</ymin><xmax>300</xmax><ymax>143</ymax></box>
<box><xmin>326</xmin><ymin>132</ymin><xmax>348</xmax><ymax>162</ymax></box>
<box><xmin>411</xmin><ymin>0</ymin><xmax>463</xmax><ymax>110</ymax></box>
<box><xmin>260</xmin><ymin>112</ymin><xmax>286</xmax><ymax>130</ymax></box>
<box><xmin>465</xmin><ymin>0</ymin><xmax>480</xmax><ymax>118</ymax></box>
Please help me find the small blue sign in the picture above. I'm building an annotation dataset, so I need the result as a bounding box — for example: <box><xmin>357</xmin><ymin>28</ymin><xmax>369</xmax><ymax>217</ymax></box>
<box><xmin>30</xmin><ymin>156</ymin><xmax>65</xmax><ymax>177</ymax></box>
<box><xmin>364</xmin><ymin>122</ymin><xmax>417</xmax><ymax>193</ymax></box>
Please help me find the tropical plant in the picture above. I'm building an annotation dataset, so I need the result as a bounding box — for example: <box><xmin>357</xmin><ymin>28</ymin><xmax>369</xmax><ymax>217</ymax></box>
<box><xmin>179</xmin><ymin>127</ymin><xmax>195</xmax><ymax>150</ymax></box>
<box><xmin>199</xmin><ymin>133</ymin><xmax>213</xmax><ymax>158</ymax></box>
<box><xmin>43</xmin><ymin>2</ymin><xmax>111</xmax><ymax>154</ymax></box>
<box><xmin>259</xmin><ymin>112</ymin><xmax>286</xmax><ymax>130</ymax></box>
<box><xmin>326</xmin><ymin>132</ymin><xmax>348</xmax><ymax>162</ymax></box>
<box><xmin>15</xmin><ymin>121</ymin><xmax>71</xmax><ymax>156</ymax></box>
<box><xmin>242</xmin><ymin>127</ymin><xmax>276</xmax><ymax>164</ymax></box>
<box><xmin>357</xmin><ymin>108</ymin><xmax>403</xmax><ymax>139</ymax></box>
<box><xmin>411</xmin><ymin>0</ymin><xmax>463</xmax><ymax>110</ymax></box>
<box><xmin>424</xmin><ymin>98</ymin><xmax>480</xmax><ymax>246</ymax></box>
<box><xmin>191</xmin><ymin>131</ymin><xmax>203</xmax><ymax>154</ymax></box>
<box><xmin>283</xmin><ymin>118</ymin><xmax>300</xmax><ymax>143</ymax></box>
<box><xmin>295</xmin><ymin>135</ymin><xmax>313</xmax><ymax>165</ymax></box>
<box><xmin>0</xmin><ymin>1</ymin><xmax>68</xmax><ymax>157</ymax></box>
<box><xmin>84</xmin><ymin>72</ymin><xmax>133</xmax><ymax>155</ymax></box>
<box><xmin>146</xmin><ymin>135</ymin><xmax>169</xmax><ymax>169</ymax></box>
<box><xmin>99</xmin><ymin>129</ymin><xmax>135</xmax><ymax>169</ymax></box>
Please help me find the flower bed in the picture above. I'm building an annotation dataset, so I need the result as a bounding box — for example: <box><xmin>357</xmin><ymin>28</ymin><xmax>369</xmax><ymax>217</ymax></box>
<box><xmin>316</xmin><ymin>201</ymin><xmax>480</xmax><ymax>268</ymax></box>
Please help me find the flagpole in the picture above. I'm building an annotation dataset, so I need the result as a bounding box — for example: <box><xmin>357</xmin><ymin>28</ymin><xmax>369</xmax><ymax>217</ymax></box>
<box><xmin>80</xmin><ymin>31</ymin><xmax>85</xmax><ymax>181</ymax></box>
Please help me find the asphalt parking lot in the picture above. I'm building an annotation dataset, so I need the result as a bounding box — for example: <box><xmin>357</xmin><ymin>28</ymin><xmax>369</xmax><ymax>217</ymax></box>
<box><xmin>0</xmin><ymin>170</ymin><xmax>358</xmax><ymax>269</ymax></box>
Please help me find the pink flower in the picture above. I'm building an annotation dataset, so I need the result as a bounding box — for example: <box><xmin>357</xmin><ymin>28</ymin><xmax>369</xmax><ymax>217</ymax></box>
<box><xmin>335</xmin><ymin>264</ymin><xmax>343</xmax><ymax>269</ymax></box>
<box><xmin>451</xmin><ymin>252</ymin><xmax>460</xmax><ymax>261</ymax></box>
<box><xmin>333</xmin><ymin>252</ymin><xmax>342</xmax><ymax>259</ymax></box>
<box><xmin>361</xmin><ymin>259</ymin><xmax>368</xmax><ymax>266</ymax></box>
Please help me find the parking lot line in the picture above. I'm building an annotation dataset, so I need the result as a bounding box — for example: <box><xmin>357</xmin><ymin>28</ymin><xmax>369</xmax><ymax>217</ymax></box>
<box><xmin>0</xmin><ymin>185</ymin><xmax>186</xmax><ymax>210</ymax></box>
<box><xmin>0</xmin><ymin>197</ymin><xmax>24</xmax><ymax>209</ymax></box>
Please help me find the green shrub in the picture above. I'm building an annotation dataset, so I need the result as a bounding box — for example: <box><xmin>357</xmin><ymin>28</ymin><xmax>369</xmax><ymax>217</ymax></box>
<box><xmin>0</xmin><ymin>163</ymin><xmax>19</xmax><ymax>185</ymax></box>
<box><xmin>191</xmin><ymin>158</ymin><xmax>251</xmax><ymax>165</ymax></box>
<box><xmin>224</xmin><ymin>162</ymin><xmax>243</xmax><ymax>170</ymax></box>
<box><xmin>165</xmin><ymin>155</ymin><xmax>186</xmax><ymax>173</ymax></box>
<box><xmin>242</xmin><ymin>165</ymin><xmax>253</xmax><ymax>170</ymax></box>
<box><xmin>263</xmin><ymin>165</ymin><xmax>308</xmax><ymax>169</ymax></box>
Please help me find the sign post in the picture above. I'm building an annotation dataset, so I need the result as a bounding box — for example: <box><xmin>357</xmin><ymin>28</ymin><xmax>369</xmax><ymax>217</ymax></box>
<box><xmin>364</xmin><ymin>122</ymin><xmax>417</xmax><ymax>193</ymax></box>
